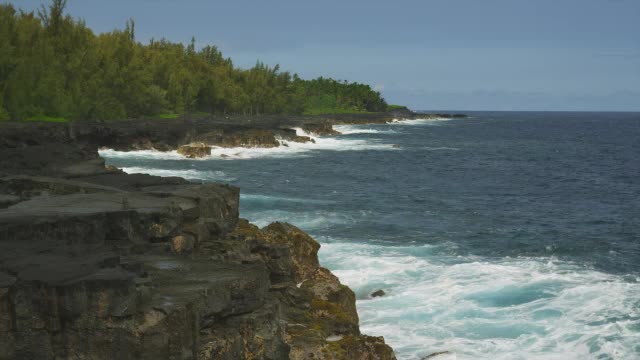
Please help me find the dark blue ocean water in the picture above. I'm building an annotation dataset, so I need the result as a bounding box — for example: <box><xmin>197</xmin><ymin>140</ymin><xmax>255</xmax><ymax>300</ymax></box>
<box><xmin>103</xmin><ymin>112</ymin><xmax>640</xmax><ymax>359</ymax></box>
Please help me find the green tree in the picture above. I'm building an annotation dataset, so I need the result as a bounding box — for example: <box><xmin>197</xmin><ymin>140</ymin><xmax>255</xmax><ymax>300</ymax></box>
<box><xmin>0</xmin><ymin>0</ymin><xmax>391</xmax><ymax>121</ymax></box>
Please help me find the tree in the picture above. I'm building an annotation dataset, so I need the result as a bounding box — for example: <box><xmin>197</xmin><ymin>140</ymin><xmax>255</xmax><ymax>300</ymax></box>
<box><xmin>37</xmin><ymin>0</ymin><xmax>66</xmax><ymax>35</ymax></box>
<box><xmin>1</xmin><ymin>0</ymin><xmax>390</xmax><ymax>121</ymax></box>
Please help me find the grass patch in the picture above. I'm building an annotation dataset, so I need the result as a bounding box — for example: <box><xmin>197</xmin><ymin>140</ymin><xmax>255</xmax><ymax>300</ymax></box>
<box><xmin>156</xmin><ymin>113</ymin><xmax>180</xmax><ymax>119</ymax></box>
<box><xmin>24</xmin><ymin>115</ymin><xmax>69</xmax><ymax>123</ymax></box>
<box><xmin>303</xmin><ymin>108</ymin><xmax>377</xmax><ymax>116</ymax></box>
<box><xmin>387</xmin><ymin>104</ymin><xmax>407</xmax><ymax>110</ymax></box>
<box><xmin>154</xmin><ymin>112</ymin><xmax>214</xmax><ymax>119</ymax></box>
<box><xmin>0</xmin><ymin>107</ymin><xmax>9</xmax><ymax>121</ymax></box>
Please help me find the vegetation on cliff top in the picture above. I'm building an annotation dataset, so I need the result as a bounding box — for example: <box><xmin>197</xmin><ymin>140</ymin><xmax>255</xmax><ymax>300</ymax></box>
<box><xmin>0</xmin><ymin>0</ymin><xmax>391</xmax><ymax>122</ymax></box>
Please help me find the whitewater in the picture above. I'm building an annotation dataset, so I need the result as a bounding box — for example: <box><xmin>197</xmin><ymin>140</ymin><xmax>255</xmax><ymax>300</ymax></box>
<box><xmin>101</xmin><ymin>112</ymin><xmax>640</xmax><ymax>359</ymax></box>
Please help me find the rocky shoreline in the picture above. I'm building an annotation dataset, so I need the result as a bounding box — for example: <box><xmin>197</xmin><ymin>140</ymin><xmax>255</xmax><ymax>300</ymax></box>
<box><xmin>0</xmin><ymin>110</ymin><xmax>461</xmax><ymax>359</ymax></box>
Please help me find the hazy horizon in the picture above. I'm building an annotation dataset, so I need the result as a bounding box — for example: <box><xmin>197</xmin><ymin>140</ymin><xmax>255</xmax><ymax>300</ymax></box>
<box><xmin>14</xmin><ymin>0</ymin><xmax>640</xmax><ymax>112</ymax></box>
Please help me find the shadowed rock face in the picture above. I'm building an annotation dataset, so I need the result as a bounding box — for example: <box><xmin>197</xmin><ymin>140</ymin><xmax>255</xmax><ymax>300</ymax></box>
<box><xmin>228</xmin><ymin>221</ymin><xmax>396</xmax><ymax>360</ymax></box>
<box><xmin>0</xmin><ymin>119</ymin><xmax>398</xmax><ymax>359</ymax></box>
<box><xmin>196</xmin><ymin>129</ymin><xmax>281</xmax><ymax>148</ymax></box>
<box><xmin>0</xmin><ymin>110</ymin><xmax>441</xmax><ymax>163</ymax></box>
<box><xmin>0</xmin><ymin>174</ymin><xmax>395</xmax><ymax>359</ymax></box>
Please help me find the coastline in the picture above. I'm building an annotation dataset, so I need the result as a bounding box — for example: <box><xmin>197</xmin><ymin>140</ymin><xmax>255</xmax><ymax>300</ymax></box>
<box><xmin>0</xmin><ymin>111</ymin><xmax>458</xmax><ymax>359</ymax></box>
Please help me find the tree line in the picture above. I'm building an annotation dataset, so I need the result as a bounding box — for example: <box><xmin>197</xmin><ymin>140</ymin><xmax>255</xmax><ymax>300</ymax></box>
<box><xmin>0</xmin><ymin>0</ymin><xmax>390</xmax><ymax>122</ymax></box>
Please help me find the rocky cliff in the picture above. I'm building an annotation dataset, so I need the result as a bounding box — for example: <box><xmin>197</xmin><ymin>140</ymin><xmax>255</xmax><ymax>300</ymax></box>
<box><xmin>0</xmin><ymin>119</ymin><xmax>398</xmax><ymax>359</ymax></box>
<box><xmin>0</xmin><ymin>110</ymin><xmax>458</xmax><ymax>163</ymax></box>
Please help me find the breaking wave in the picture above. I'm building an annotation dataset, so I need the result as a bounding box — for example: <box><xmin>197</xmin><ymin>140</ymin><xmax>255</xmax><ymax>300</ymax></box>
<box><xmin>119</xmin><ymin>167</ymin><xmax>236</xmax><ymax>182</ymax></box>
<box><xmin>334</xmin><ymin>125</ymin><xmax>397</xmax><ymax>135</ymax></box>
<box><xmin>241</xmin><ymin>193</ymin><xmax>334</xmax><ymax>205</ymax></box>
<box><xmin>319</xmin><ymin>240</ymin><xmax>640</xmax><ymax>360</ymax></box>
<box><xmin>100</xmin><ymin>128</ymin><xmax>397</xmax><ymax>161</ymax></box>
<box><xmin>240</xmin><ymin>209</ymin><xmax>356</xmax><ymax>230</ymax></box>
<box><xmin>99</xmin><ymin>148</ymin><xmax>185</xmax><ymax>160</ymax></box>
<box><xmin>390</xmin><ymin>117</ymin><xmax>454</xmax><ymax>126</ymax></box>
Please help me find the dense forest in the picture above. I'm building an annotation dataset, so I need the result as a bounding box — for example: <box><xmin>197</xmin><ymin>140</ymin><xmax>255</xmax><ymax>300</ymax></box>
<box><xmin>0</xmin><ymin>0</ymin><xmax>390</xmax><ymax>122</ymax></box>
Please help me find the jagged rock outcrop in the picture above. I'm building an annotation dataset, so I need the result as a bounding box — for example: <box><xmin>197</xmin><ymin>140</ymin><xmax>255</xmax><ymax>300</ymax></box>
<box><xmin>301</xmin><ymin>123</ymin><xmax>341</xmax><ymax>136</ymax></box>
<box><xmin>0</xmin><ymin>116</ymin><xmax>421</xmax><ymax>359</ymax></box>
<box><xmin>0</xmin><ymin>173</ymin><xmax>395</xmax><ymax>359</ymax></box>
<box><xmin>177</xmin><ymin>143</ymin><xmax>212</xmax><ymax>158</ymax></box>
<box><xmin>227</xmin><ymin>220</ymin><xmax>395</xmax><ymax>360</ymax></box>
<box><xmin>194</xmin><ymin>128</ymin><xmax>315</xmax><ymax>150</ymax></box>
<box><xmin>0</xmin><ymin>110</ymin><xmax>462</xmax><ymax>163</ymax></box>
<box><xmin>196</xmin><ymin>129</ymin><xmax>281</xmax><ymax>148</ymax></box>
<box><xmin>274</xmin><ymin>128</ymin><xmax>315</xmax><ymax>144</ymax></box>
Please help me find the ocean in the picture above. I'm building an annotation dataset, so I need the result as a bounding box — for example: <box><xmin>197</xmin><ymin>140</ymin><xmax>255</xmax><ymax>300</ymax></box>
<box><xmin>101</xmin><ymin>111</ymin><xmax>640</xmax><ymax>359</ymax></box>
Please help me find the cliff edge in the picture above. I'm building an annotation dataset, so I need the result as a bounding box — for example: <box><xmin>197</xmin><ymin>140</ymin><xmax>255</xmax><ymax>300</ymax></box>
<box><xmin>0</xmin><ymin>121</ymin><xmax>397</xmax><ymax>359</ymax></box>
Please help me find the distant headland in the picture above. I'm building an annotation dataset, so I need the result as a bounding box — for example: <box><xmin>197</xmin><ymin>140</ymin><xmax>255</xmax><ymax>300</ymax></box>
<box><xmin>0</xmin><ymin>0</ymin><xmax>394</xmax><ymax>123</ymax></box>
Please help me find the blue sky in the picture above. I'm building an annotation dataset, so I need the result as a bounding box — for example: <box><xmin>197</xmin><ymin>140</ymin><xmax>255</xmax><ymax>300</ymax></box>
<box><xmin>14</xmin><ymin>0</ymin><xmax>640</xmax><ymax>111</ymax></box>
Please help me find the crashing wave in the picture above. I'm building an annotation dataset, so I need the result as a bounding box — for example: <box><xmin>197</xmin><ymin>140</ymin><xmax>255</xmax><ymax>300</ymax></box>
<box><xmin>318</xmin><ymin>240</ymin><xmax>640</xmax><ymax>360</ymax></box>
<box><xmin>119</xmin><ymin>167</ymin><xmax>236</xmax><ymax>182</ymax></box>
<box><xmin>390</xmin><ymin>117</ymin><xmax>453</xmax><ymax>125</ymax></box>
<box><xmin>333</xmin><ymin>125</ymin><xmax>397</xmax><ymax>135</ymax></box>
<box><xmin>100</xmin><ymin>127</ymin><xmax>397</xmax><ymax>161</ymax></box>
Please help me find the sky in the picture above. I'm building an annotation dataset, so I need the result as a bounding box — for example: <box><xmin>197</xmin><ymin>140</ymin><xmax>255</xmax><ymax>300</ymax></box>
<box><xmin>14</xmin><ymin>0</ymin><xmax>640</xmax><ymax>111</ymax></box>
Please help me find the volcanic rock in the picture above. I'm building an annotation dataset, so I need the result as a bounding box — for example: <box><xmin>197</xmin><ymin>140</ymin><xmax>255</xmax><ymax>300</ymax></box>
<box><xmin>177</xmin><ymin>143</ymin><xmax>211</xmax><ymax>158</ymax></box>
<box><xmin>0</xmin><ymin>118</ymin><xmax>409</xmax><ymax>359</ymax></box>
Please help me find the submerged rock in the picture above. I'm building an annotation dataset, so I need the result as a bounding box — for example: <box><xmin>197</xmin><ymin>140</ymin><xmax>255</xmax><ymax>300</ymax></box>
<box><xmin>422</xmin><ymin>350</ymin><xmax>452</xmax><ymax>359</ymax></box>
<box><xmin>371</xmin><ymin>289</ymin><xmax>386</xmax><ymax>298</ymax></box>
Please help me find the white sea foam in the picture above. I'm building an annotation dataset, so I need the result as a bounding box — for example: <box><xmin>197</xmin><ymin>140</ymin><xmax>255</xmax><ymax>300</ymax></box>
<box><xmin>99</xmin><ymin>148</ymin><xmax>186</xmax><ymax>160</ymax></box>
<box><xmin>241</xmin><ymin>193</ymin><xmax>334</xmax><ymax>205</ymax></box>
<box><xmin>242</xmin><ymin>209</ymin><xmax>355</xmax><ymax>229</ymax></box>
<box><xmin>333</xmin><ymin>125</ymin><xmax>397</xmax><ymax>135</ymax></box>
<box><xmin>204</xmin><ymin>128</ymin><xmax>396</xmax><ymax>159</ymax></box>
<box><xmin>390</xmin><ymin>117</ymin><xmax>453</xmax><ymax>126</ymax></box>
<box><xmin>318</xmin><ymin>241</ymin><xmax>640</xmax><ymax>360</ymax></box>
<box><xmin>119</xmin><ymin>167</ymin><xmax>236</xmax><ymax>182</ymax></box>
<box><xmin>100</xmin><ymin>128</ymin><xmax>397</xmax><ymax>161</ymax></box>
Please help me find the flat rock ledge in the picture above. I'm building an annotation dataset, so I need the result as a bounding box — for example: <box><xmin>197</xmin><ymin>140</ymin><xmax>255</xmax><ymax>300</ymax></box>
<box><xmin>0</xmin><ymin>173</ymin><xmax>396</xmax><ymax>360</ymax></box>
